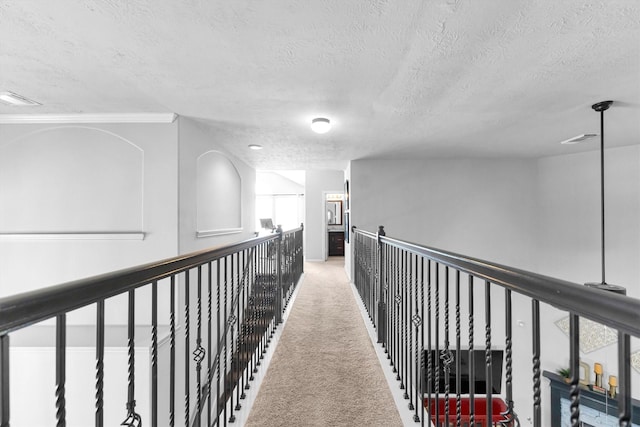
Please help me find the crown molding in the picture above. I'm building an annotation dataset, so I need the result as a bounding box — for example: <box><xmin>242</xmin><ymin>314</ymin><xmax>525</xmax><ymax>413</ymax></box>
<box><xmin>0</xmin><ymin>113</ymin><xmax>177</xmax><ymax>124</ymax></box>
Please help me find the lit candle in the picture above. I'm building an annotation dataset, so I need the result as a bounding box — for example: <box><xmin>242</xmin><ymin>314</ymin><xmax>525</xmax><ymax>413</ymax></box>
<box><xmin>594</xmin><ymin>363</ymin><xmax>603</xmax><ymax>374</ymax></box>
<box><xmin>609</xmin><ymin>375</ymin><xmax>617</xmax><ymax>387</ymax></box>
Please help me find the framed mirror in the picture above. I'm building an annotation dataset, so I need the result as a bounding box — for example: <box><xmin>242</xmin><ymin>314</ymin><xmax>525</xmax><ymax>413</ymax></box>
<box><xmin>327</xmin><ymin>200</ymin><xmax>343</xmax><ymax>225</ymax></box>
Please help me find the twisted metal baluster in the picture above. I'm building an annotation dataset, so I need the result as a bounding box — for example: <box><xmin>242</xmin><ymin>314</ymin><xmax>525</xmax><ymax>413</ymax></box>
<box><xmin>169</xmin><ymin>276</ymin><xmax>176</xmax><ymax>427</ymax></box>
<box><xmin>194</xmin><ymin>267</ymin><xmax>205</xmax><ymax>427</ymax></box>
<box><xmin>501</xmin><ymin>289</ymin><xmax>520</xmax><ymax>426</ymax></box>
<box><xmin>151</xmin><ymin>282</ymin><xmax>158</xmax><ymax>427</ymax></box>
<box><xmin>569</xmin><ymin>314</ymin><xmax>580</xmax><ymax>427</ymax></box>
<box><xmin>455</xmin><ymin>271</ymin><xmax>461</xmax><ymax>427</ymax></box>
<box><xmin>484</xmin><ymin>281</ymin><xmax>493</xmax><ymax>424</ymax></box>
<box><xmin>412</xmin><ymin>256</ymin><xmax>422</xmax><ymax>422</ymax></box>
<box><xmin>468</xmin><ymin>276</ymin><xmax>475</xmax><ymax>427</ymax></box>
<box><xmin>96</xmin><ymin>300</ymin><xmax>105</xmax><ymax>427</ymax></box>
<box><xmin>443</xmin><ymin>267</ymin><xmax>451</xmax><ymax>424</ymax></box>
<box><xmin>56</xmin><ymin>314</ymin><xmax>66</xmax><ymax>427</ymax></box>
<box><xmin>207</xmin><ymin>263</ymin><xmax>213</xmax><ymax>427</ymax></box>
<box><xmin>407</xmin><ymin>253</ymin><xmax>413</xmax><ymax>406</ymax></box>
<box><xmin>0</xmin><ymin>334</ymin><xmax>9</xmax><ymax>427</ymax></box>
<box><xmin>401</xmin><ymin>251</ymin><xmax>407</xmax><ymax>395</ymax></box>
<box><xmin>122</xmin><ymin>291</ymin><xmax>141</xmax><ymax>427</ymax></box>
<box><xmin>418</xmin><ymin>258</ymin><xmax>425</xmax><ymax>426</ymax></box>
<box><xmin>184</xmin><ymin>272</ymin><xmax>190</xmax><ymax>427</ymax></box>
<box><xmin>216</xmin><ymin>260</ymin><xmax>222</xmax><ymax>425</ymax></box>
<box><xmin>532</xmin><ymin>299</ymin><xmax>541</xmax><ymax>427</ymax></box>
<box><xmin>434</xmin><ymin>263</ymin><xmax>440</xmax><ymax>425</ymax></box>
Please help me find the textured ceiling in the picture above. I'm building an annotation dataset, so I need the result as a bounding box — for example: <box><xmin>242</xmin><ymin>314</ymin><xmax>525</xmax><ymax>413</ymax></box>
<box><xmin>1</xmin><ymin>1</ymin><xmax>639</xmax><ymax>170</ymax></box>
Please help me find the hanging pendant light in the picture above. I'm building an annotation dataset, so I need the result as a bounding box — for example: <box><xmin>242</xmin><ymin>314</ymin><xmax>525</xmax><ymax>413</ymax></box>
<box><xmin>584</xmin><ymin>100</ymin><xmax>625</xmax><ymax>295</ymax></box>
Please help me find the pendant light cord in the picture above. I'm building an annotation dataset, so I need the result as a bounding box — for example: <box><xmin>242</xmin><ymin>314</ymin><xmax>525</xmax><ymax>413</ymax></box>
<box><xmin>600</xmin><ymin>108</ymin><xmax>605</xmax><ymax>285</ymax></box>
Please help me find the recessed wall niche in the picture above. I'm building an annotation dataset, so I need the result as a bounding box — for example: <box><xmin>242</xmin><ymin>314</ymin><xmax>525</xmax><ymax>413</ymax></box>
<box><xmin>0</xmin><ymin>126</ymin><xmax>144</xmax><ymax>235</ymax></box>
<box><xmin>196</xmin><ymin>151</ymin><xmax>242</xmax><ymax>236</ymax></box>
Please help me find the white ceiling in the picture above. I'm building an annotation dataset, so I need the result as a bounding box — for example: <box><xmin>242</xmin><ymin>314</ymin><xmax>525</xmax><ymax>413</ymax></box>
<box><xmin>1</xmin><ymin>1</ymin><xmax>639</xmax><ymax>170</ymax></box>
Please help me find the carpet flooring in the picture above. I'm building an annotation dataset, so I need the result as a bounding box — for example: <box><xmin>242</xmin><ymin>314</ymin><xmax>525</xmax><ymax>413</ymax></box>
<box><xmin>245</xmin><ymin>259</ymin><xmax>403</xmax><ymax>427</ymax></box>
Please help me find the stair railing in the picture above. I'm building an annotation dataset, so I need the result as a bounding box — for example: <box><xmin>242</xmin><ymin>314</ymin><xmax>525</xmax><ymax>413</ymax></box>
<box><xmin>352</xmin><ymin>225</ymin><xmax>640</xmax><ymax>427</ymax></box>
<box><xmin>0</xmin><ymin>225</ymin><xmax>304</xmax><ymax>427</ymax></box>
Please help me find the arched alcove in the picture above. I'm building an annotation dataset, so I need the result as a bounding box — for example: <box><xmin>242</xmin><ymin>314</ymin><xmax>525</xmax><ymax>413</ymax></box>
<box><xmin>196</xmin><ymin>151</ymin><xmax>242</xmax><ymax>236</ymax></box>
<box><xmin>0</xmin><ymin>126</ymin><xmax>144</xmax><ymax>236</ymax></box>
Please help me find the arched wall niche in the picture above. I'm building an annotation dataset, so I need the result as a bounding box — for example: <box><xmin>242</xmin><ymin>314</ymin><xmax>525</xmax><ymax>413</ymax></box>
<box><xmin>0</xmin><ymin>126</ymin><xmax>144</xmax><ymax>238</ymax></box>
<box><xmin>196</xmin><ymin>150</ymin><xmax>242</xmax><ymax>237</ymax></box>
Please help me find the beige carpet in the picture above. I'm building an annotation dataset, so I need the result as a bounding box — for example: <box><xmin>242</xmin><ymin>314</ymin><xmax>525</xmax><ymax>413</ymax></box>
<box><xmin>245</xmin><ymin>259</ymin><xmax>403</xmax><ymax>427</ymax></box>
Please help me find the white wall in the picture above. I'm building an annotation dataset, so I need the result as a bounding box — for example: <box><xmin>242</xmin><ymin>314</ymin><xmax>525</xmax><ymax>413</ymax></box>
<box><xmin>0</xmin><ymin>122</ymin><xmax>179</xmax><ymax>325</ymax></box>
<box><xmin>178</xmin><ymin>117</ymin><xmax>257</xmax><ymax>253</ymax></box>
<box><xmin>350</xmin><ymin>158</ymin><xmax>538</xmax><ymax>268</ymax></box>
<box><xmin>304</xmin><ymin>170</ymin><xmax>345</xmax><ymax>261</ymax></box>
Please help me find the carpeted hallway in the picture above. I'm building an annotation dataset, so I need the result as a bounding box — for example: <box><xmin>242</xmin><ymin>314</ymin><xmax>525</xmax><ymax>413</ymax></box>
<box><xmin>245</xmin><ymin>258</ymin><xmax>403</xmax><ymax>427</ymax></box>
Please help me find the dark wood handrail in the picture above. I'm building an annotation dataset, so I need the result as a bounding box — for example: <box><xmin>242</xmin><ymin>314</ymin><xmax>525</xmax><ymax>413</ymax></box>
<box><xmin>352</xmin><ymin>226</ymin><xmax>640</xmax><ymax>338</ymax></box>
<box><xmin>0</xmin><ymin>231</ymin><xmax>292</xmax><ymax>336</ymax></box>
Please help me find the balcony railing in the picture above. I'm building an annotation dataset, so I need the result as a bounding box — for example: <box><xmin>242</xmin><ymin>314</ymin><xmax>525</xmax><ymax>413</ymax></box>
<box><xmin>352</xmin><ymin>225</ymin><xmax>640</xmax><ymax>427</ymax></box>
<box><xmin>0</xmin><ymin>225</ymin><xmax>303</xmax><ymax>427</ymax></box>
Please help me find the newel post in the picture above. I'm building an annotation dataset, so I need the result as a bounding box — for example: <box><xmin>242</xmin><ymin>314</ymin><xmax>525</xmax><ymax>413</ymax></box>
<box><xmin>376</xmin><ymin>225</ymin><xmax>386</xmax><ymax>344</ymax></box>
<box><xmin>275</xmin><ymin>225</ymin><xmax>284</xmax><ymax>324</ymax></box>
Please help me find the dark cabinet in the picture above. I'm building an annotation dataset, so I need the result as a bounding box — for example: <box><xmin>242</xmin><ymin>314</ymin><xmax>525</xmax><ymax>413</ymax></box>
<box><xmin>328</xmin><ymin>232</ymin><xmax>344</xmax><ymax>256</ymax></box>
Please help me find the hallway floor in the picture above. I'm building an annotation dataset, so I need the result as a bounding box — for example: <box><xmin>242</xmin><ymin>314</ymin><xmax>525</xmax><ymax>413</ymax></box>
<box><xmin>245</xmin><ymin>259</ymin><xmax>403</xmax><ymax>427</ymax></box>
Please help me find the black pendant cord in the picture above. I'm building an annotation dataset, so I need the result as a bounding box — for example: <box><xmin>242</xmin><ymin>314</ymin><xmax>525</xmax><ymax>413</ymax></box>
<box><xmin>599</xmin><ymin>106</ymin><xmax>606</xmax><ymax>285</ymax></box>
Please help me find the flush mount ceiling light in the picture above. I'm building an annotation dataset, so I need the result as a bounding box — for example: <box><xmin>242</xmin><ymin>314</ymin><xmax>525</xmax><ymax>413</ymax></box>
<box><xmin>248</xmin><ymin>144</ymin><xmax>263</xmax><ymax>150</ymax></box>
<box><xmin>311</xmin><ymin>117</ymin><xmax>331</xmax><ymax>134</ymax></box>
<box><xmin>560</xmin><ymin>134</ymin><xmax>597</xmax><ymax>145</ymax></box>
<box><xmin>0</xmin><ymin>91</ymin><xmax>41</xmax><ymax>106</ymax></box>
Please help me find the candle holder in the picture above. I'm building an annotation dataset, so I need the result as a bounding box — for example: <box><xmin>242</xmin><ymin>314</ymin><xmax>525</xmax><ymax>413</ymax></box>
<box><xmin>609</xmin><ymin>375</ymin><xmax>617</xmax><ymax>398</ymax></box>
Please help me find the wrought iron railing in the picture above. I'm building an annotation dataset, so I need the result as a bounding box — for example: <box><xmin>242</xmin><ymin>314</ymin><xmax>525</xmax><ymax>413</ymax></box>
<box><xmin>0</xmin><ymin>225</ymin><xmax>303</xmax><ymax>427</ymax></box>
<box><xmin>352</xmin><ymin>225</ymin><xmax>640</xmax><ymax>427</ymax></box>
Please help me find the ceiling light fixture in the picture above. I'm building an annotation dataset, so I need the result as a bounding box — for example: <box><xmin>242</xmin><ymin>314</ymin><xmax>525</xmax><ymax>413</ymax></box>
<box><xmin>311</xmin><ymin>117</ymin><xmax>331</xmax><ymax>134</ymax></box>
<box><xmin>0</xmin><ymin>91</ymin><xmax>41</xmax><ymax>106</ymax></box>
<box><xmin>248</xmin><ymin>144</ymin><xmax>263</xmax><ymax>150</ymax></box>
<box><xmin>560</xmin><ymin>134</ymin><xmax>597</xmax><ymax>145</ymax></box>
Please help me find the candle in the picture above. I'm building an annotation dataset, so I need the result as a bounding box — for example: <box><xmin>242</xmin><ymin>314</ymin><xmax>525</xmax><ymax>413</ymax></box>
<box><xmin>609</xmin><ymin>375</ymin><xmax>617</xmax><ymax>387</ymax></box>
<box><xmin>594</xmin><ymin>363</ymin><xmax>603</xmax><ymax>374</ymax></box>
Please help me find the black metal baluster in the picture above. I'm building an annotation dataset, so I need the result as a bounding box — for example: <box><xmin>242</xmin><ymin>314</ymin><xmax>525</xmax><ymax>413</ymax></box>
<box><xmin>152</xmin><ymin>282</ymin><xmax>158</xmax><ymax>427</ymax></box>
<box><xmin>569</xmin><ymin>314</ymin><xmax>580</xmax><ymax>427</ymax></box>
<box><xmin>249</xmin><ymin>249</ymin><xmax>257</xmax><ymax>382</ymax></box>
<box><xmin>468</xmin><ymin>275</ymin><xmax>475</xmax><ymax>427</ymax></box>
<box><xmin>403</xmin><ymin>251</ymin><xmax>409</xmax><ymax>400</ymax></box>
<box><xmin>394</xmin><ymin>248</ymin><xmax>400</xmax><ymax>378</ymax></box>
<box><xmin>170</xmin><ymin>276</ymin><xmax>176</xmax><ymax>427</ymax></box>
<box><xmin>194</xmin><ymin>267</ymin><xmax>204</xmax><ymax>427</ymax></box>
<box><xmin>412</xmin><ymin>254</ymin><xmax>422</xmax><ymax>420</ymax></box>
<box><xmin>443</xmin><ymin>267</ymin><xmax>450</xmax><ymax>425</ymax></box>
<box><xmin>532</xmin><ymin>299</ymin><xmax>540</xmax><ymax>427</ymax></box>
<box><xmin>400</xmin><ymin>250</ymin><xmax>406</xmax><ymax>394</ymax></box>
<box><xmin>484</xmin><ymin>281</ymin><xmax>493</xmax><ymax>424</ymax></box>
<box><xmin>618</xmin><ymin>331</ymin><xmax>632</xmax><ymax>426</ymax></box>
<box><xmin>122</xmin><ymin>291</ymin><xmax>141</xmax><ymax>427</ymax></box>
<box><xmin>243</xmin><ymin>250</ymin><xmax>251</xmax><ymax>395</ymax></box>
<box><xmin>0</xmin><ymin>334</ymin><xmax>8</xmax><ymax>427</ymax></box>
<box><xmin>185</xmin><ymin>272</ymin><xmax>191</xmax><ymax>427</ymax></box>
<box><xmin>222</xmin><ymin>257</ymin><xmax>229</xmax><ymax>427</ymax></box>
<box><xmin>207</xmin><ymin>263</ymin><xmax>213</xmax><ymax>427</ymax></box>
<box><xmin>426</xmin><ymin>260</ymin><xmax>432</xmax><ymax>427</ymax></box>
<box><xmin>56</xmin><ymin>314</ymin><xmax>66</xmax><ymax>427</ymax></box>
<box><xmin>455</xmin><ymin>271</ymin><xmax>461</xmax><ymax>427</ymax></box>
<box><xmin>216</xmin><ymin>260</ymin><xmax>221</xmax><ymax>426</ymax></box>
<box><xmin>407</xmin><ymin>253</ymin><xmax>414</xmax><ymax>410</ymax></box>
<box><xmin>236</xmin><ymin>252</ymin><xmax>243</xmax><ymax>409</ymax></box>
<box><xmin>95</xmin><ymin>300</ymin><xmax>104</xmax><ymax>427</ymax></box>
<box><xmin>417</xmin><ymin>257</ymin><xmax>424</xmax><ymax>425</ymax></box>
<box><xmin>503</xmin><ymin>289</ymin><xmax>518</xmax><ymax>425</ymax></box>
<box><xmin>434</xmin><ymin>263</ymin><xmax>440</xmax><ymax>426</ymax></box>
